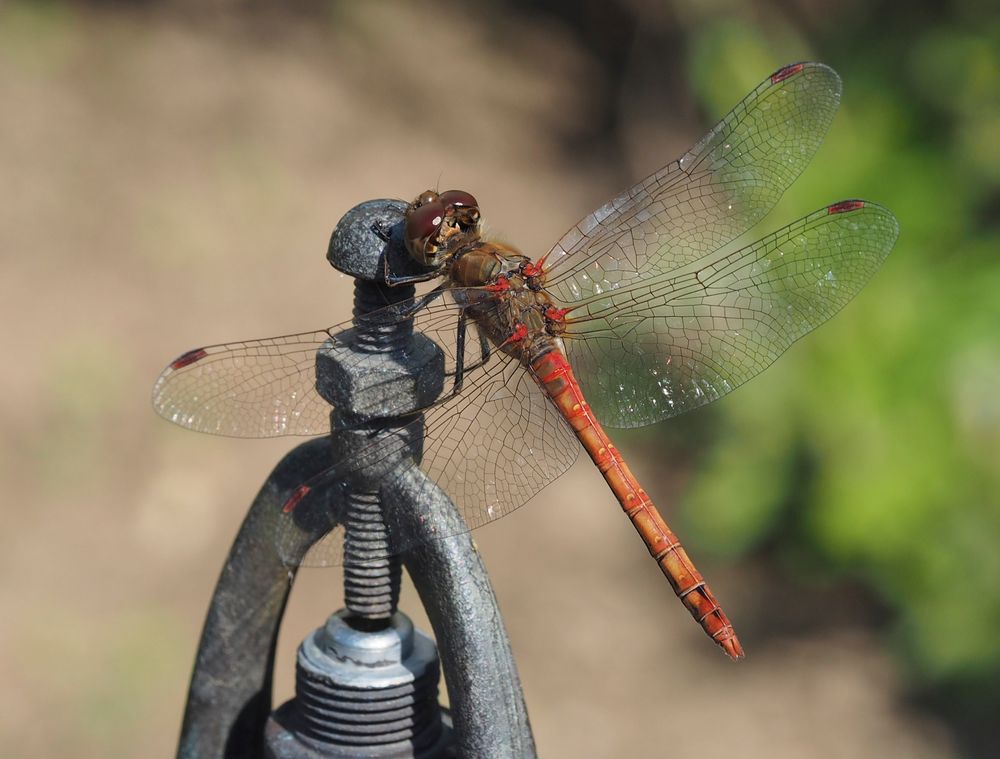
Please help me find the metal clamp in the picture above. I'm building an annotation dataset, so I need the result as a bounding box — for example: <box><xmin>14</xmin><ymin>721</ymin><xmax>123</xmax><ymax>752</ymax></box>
<box><xmin>177</xmin><ymin>199</ymin><xmax>535</xmax><ymax>759</ymax></box>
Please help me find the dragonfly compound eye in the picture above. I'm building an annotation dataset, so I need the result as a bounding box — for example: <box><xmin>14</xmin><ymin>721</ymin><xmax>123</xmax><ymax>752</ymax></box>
<box><xmin>439</xmin><ymin>189</ymin><xmax>478</xmax><ymax>210</ymax></box>
<box><xmin>414</xmin><ymin>190</ymin><xmax>440</xmax><ymax>207</ymax></box>
<box><xmin>439</xmin><ymin>189</ymin><xmax>481</xmax><ymax>229</ymax></box>
<box><xmin>405</xmin><ymin>198</ymin><xmax>447</xmax><ymax>265</ymax></box>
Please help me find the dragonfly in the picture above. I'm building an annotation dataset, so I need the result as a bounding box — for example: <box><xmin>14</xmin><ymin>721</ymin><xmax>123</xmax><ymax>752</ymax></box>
<box><xmin>153</xmin><ymin>62</ymin><xmax>898</xmax><ymax>659</ymax></box>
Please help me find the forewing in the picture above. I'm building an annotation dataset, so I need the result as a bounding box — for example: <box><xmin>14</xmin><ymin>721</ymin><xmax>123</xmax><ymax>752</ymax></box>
<box><xmin>545</xmin><ymin>62</ymin><xmax>842</xmax><ymax>302</ymax></box>
<box><xmin>151</xmin><ymin>288</ymin><xmax>489</xmax><ymax>439</ymax></box>
<box><xmin>152</xmin><ymin>329</ymin><xmax>335</xmax><ymax>437</ymax></box>
<box><xmin>562</xmin><ymin>201</ymin><xmax>899</xmax><ymax>428</ymax></box>
<box><xmin>279</xmin><ymin>336</ymin><xmax>580</xmax><ymax>567</ymax></box>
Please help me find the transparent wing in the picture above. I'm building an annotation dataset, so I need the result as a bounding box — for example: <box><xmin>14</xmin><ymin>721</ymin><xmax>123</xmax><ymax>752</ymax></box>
<box><xmin>545</xmin><ymin>62</ymin><xmax>842</xmax><ymax>302</ymax></box>
<box><xmin>151</xmin><ymin>288</ymin><xmax>490</xmax><ymax>438</ymax></box>
<box><xmin>420</xmin><ymin>351</ymin><xmax>578</xmax><ymax>534</ymax></box>
<box><xmin>562</xmin><ymin>201</ymin><xmax>899</xmax><ymax>428</ymax></box>
<box><xmin>152</xmin><ymin>329</ymin><xmax>335</xmax><ymax>437</ymax></box>
<box><xmin>277</xmin><ymin>324</ymin><xmax>580</xmax><ymax>567</ymax></box>
<box><xmin>154</xmin><ymin>282</ymin><xmax>581</xmax><ymax>566</ymax></box>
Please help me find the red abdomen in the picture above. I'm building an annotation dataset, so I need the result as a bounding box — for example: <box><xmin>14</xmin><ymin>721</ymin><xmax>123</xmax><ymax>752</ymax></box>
<box><xmin>531</xmin><ymin>349</ymin><xmax>744</xmax><ymax>659</ymax></box>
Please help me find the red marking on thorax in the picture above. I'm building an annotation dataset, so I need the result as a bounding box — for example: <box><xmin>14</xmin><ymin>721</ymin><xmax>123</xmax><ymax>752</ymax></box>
<box><xmin>521</xmin><ymin>255</ymin><xmax>549</xmax><ymax>278</ymax></box>
<box><xmin>545</xmin><ymin>306</ymin><xmax>568</xmax><ymax>323</ymax></box>
<box><xmin>771</xmin><ymin>63</ymin><xmax>804</xmax><ymax>83</ymax></box>
<box><xmin>827</xmin><ymin>199</ymin><xmax>865</xmax><ymax>215</ymax></box>
<box><xmin>170</xmin><ymin>348</ymin><xmax>208</xmax><ymax>370</ymax></box>
<box><xmin>484</xmin><ymin>276</ymin><xmax>510</xmax><ymax>293</ymax></box>
<box><xmin>500</xmin><ymin>323</ymin><xmax>528</xmax><ymax>347</ymax></box>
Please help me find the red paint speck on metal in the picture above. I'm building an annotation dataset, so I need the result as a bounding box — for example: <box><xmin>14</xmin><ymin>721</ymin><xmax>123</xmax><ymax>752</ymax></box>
<box><xmin>771</xmin><ymin>63</ymin><xmax>805</xmax><ymax>84</ymax></box>
<box><xmin>282</xmin><ymin>484</ymin><xmax>311</xmax><ymax>514</ymax></box>
<box><xmin>827</xmin><ymin>200</ymin><xmax>866</xmax><ymax>215</ymax></box>
<box><xmin>170</xmin><ymin>348</ymin><xmax>208</xmax><ymax>370</ymax></box>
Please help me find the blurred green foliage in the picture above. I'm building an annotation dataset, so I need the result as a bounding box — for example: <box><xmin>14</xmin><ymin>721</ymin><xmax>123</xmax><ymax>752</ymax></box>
<box><xmin>655</xmin><ymin>0</ymin><xmax>1000</xmax><ymax>726</ymax></box>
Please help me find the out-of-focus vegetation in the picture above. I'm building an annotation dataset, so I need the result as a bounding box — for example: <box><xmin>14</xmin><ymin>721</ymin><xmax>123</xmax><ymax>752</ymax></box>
<box><xmin>565</xmin><ymin>0</ymin><xmax>1000</xmax><ymax>749</ymax></box>
<box><xmin>505</xmin><ymin>0</ymin><xmax>998</xmax><ymax>750</ymax></box>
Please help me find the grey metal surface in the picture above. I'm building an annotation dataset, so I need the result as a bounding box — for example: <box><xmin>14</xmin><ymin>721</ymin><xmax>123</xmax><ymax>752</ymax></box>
<box><xmin>316</xmin><ymin>330</ymin><xmax>444</xmax><ymax>425</ymax></box>
<box><xmin>266</xmin><ymin>610</ymin><xmax>449</xmax><ymax>758</ymax></box>
<box><xmin>326</xmin><ymin>198</ymin><xmax>429</xmax><ymax>282</ymax></box>
<box><xmin>177</xmin><ymin>436</ymin><xmax>335</xmax><ymax>759</ymax></box>
<box><xmin>385</xmin><ymin>469</ymin><xmax>537</xmax><ymax>759</ymax></box>
<box><xmin>315</xmin><ymin>277</ymin><xmax>442</xmax><ymax>622</ymax></box>
<box><xmin>341</xmin><ymin>489</ymin><xmax>402</xmax><ymax>619</ymax></box>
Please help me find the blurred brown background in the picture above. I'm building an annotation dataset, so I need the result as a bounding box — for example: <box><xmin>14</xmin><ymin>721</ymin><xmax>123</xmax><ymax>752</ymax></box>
<box><xmin>2</xmin><ymin>1</ymin><xmax>998</xmax><ymax>757</ymax></box>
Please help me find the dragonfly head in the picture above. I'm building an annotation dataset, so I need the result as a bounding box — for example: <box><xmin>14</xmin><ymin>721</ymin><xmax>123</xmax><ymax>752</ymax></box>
<box><xmin>405</xmin><ymin>189</ymin><xmax>481</xmax><ymax>267</ymax></box>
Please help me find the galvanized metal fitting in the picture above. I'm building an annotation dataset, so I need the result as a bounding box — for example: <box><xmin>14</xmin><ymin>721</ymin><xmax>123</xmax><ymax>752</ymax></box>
<box><xmin>265</xmin><ymin>611</ymin><xmax>451</xmax><ymax>758</ymax></box>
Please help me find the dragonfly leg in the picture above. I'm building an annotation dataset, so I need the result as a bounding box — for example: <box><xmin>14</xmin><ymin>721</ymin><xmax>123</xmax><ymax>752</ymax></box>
<box><xmin>370</xmin><ymin>219</ymin><xmax>442</xmax><ymax>286</ymax></box>
<box><xmin>443</xmin><ymin>312</ymin><xmax>492</xmax><ymax>397</ymax></box>
<box><xmin>382</xmin><ymin>253</ymin><xmax>442</xmax><ymax>287</ymax></box>
<box><xmin>452</xmin><ymin>312</ymin><xmax>469</xmax><ymax>395</ymax></box>
<box><xmin>385</xmin><ymin>270</ymin><xmax>442</xmax><ymax>287</ymax></box>
<box><xmin>394</xmin><ymin>283</ymin><xmax>447</xmax><ymax>318</ymax></box>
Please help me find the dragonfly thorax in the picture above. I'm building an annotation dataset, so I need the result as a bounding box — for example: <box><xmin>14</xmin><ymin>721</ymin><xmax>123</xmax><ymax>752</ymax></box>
<box><xmin>446</xmin><ymin>240</ymin><xmax>567</xmax><ymax>365</ymax></box>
